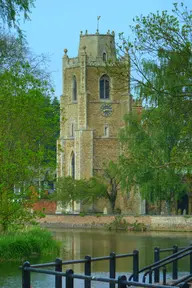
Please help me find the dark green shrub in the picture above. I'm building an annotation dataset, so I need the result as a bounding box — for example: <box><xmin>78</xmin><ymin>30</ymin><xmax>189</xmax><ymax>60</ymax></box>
<box><xmin>133</xmin><ymin>220</ymin><xmax>147</xmax><ymax>231</ymax></box>
<box><xmin>106</xmin><ymin>215</ymin><xmax>129</xmax><ymax>231</ymax></box>
<box><xmin>0</xmin><ymin>227</ymin><xmax>60</xmax><ymax>262</ymax></box>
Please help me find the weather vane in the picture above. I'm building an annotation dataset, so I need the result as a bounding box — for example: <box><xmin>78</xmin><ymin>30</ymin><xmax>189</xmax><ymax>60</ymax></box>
<box><xmin>97</xmin><ymin>16</ymin><xmax>101</xmax><ymax>32</ymax></box>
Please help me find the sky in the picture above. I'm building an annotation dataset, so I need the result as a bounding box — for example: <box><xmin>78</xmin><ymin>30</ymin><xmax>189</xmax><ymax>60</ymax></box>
<box><xmin>20</xmin><ymin>0</ymin><xmax>191</xmax><ymax>98</ymax></box>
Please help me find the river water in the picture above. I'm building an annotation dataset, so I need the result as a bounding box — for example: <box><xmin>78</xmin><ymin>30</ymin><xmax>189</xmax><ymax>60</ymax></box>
<box><xmin>0</xmin><ymin>229</ymin><xmax>192</xmax><ymax>287</ymax></box>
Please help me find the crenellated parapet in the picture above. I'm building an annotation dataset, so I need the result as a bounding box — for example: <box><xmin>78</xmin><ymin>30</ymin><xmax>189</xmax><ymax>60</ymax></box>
<box><xmin>79</xmin><ymin>29</ymin><xmax>115</xmax><ymax>37</ymax></box>
<box><xmin>63</xmin><ymin>29</ymin><xmax>117</xmax><ymax>70</ymax></box>
<box><xmin>63</xmin><ymin>54</ymin><xmax>113</xmax><ymax>69</ymax></box>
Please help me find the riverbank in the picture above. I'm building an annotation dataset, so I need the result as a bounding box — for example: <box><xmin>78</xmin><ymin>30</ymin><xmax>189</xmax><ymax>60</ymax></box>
<box><xmin>0</xmin><ymin>227</ymin><xmax>60</xmax><ymax>262</ymax></box>
<box><xmin>38</xmin><ymin>214</ymin><xmax>192</xmax><ymax>232</ymax></box>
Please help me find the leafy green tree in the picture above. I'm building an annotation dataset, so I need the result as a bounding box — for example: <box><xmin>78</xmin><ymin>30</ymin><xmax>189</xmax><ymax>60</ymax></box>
<box><xmin>120</xmin><ymin>108</ymin><xmax>189</xmax><ymax>213</ymax></box>
<box><xmin>101</xmin><ymin>161</ymin><xmax>122</xmax><ymax>213</ymax></box>
<box><xmin>118</xmin><ymin>2</ymin><xmax>192</xmax><ymax>212</ymax></box>
<box><xmin>55</xmin><ymin>161</ymin><xmax>123</xmax><ymax>214</ymax></box>
<box><xmin>55</xmin><ymin>177</ymin><xmax>107</xmax><ymax>209</ymax></box>
<box><xmin>0</xmin><ymin>34</ymin><xmax>59</xmax><ymax>231</ymax></box>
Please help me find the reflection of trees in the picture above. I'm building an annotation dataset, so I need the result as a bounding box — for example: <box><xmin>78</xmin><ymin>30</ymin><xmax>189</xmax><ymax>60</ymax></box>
<box><xmin>1</xmin><ymin>229</ymin><xmax>191</xmax><ymax>286</ymax></box>
<box><xmin>52</xmin><ymin>229</ymin><xmax>192</xmax><ymax>274</ymax></box>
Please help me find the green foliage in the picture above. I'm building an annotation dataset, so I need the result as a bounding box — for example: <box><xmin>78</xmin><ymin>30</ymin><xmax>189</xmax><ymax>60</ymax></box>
<box><xmin>120</xmin><ymin>107</ymin><xmax>189</xmax><ymax>206</ymax></box>
<box><xmin>0</xmin><ymin>227</ymin><xmax>60</xmax><ymax>262</ymax></box>
<box><xmin>178</xmin><ymin>209</ymin><xmax>182</xmax><ymax>215</ymax></box>
<box><xmin>106</xmin><ymin>215</ymin><xmax>129</xmax><ymax>231</ymax></box>
<box><xmin>184</xmin><ymin>215</ymin><xmax>191</xmax><ymax>219</ymax></box>
<box><xmin>0</xmin><ymin>0</ymin><xmax>35</xmax><ymax>29</ymax></box>
<box><xmin>118</xmin><ymin>3</ymin><xmax>192</xmax><ymax>210</ymax></box>
<box><xmin>0</xmin><ymin>194</ymin><xmax>45</xmax><ymax>232</ymax></box>
<box><xmin>55</xmin><ymin>160</ymin><xmax>123</xmax><ymax>214</ymax></box>
<box><xmin>0</xmin><ymin>31</ymin><xmax>59</xmax><ymax>231</ymax></box>
<box><xmin>100</xmin><ymin>160</ymin><xmax>123</xmax><ymax>213</ymax></box>
<box><xmin>55</xmin><ymin>176</ymin><xmax>107</xmax><ymax>208</ymax></box>
<box><xmin>114</xmin><ymin>208</ymin><xmax>121</xmax><ymax>215</ymax></box>
<box><xmin>79</xmin><ymin>212</ymin><xmax>86</xmax><ymax>217</ymax></box>
<box><xmin>38</xmin><ymin>189</ymin><xmax>51</xmax><ymax>200</ymax></box>
<box><xmin>133</xmin><ymin>220</ymin><xmax>147</xmax><ymax>232</ymax></box>
<box><xmin>106</xmin><ymin>216</ymin><xmax>147</xmax><ymax>231</ymax></box>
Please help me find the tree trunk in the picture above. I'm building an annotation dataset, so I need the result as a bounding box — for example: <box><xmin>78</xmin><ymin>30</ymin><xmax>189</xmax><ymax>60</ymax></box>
<box><xmin>109</xmin><ymin>186</ymin><xmax>117</xmax><ymax>214</ymax></box>
<box><xmin>110</xmin><ymin>199</ymin><xmax>115</xmax><ymax>214</ymax></box>
<box><xmin>166</xmin><ymin>199</ymin><xmax>171</xmax><ymax>215</ymax></box>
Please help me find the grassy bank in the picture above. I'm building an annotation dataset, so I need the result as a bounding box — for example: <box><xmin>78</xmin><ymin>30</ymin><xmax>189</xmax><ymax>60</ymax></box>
<box><xmin>0</xmin><ymin>227</ymin><xmax>60</xmax><ymax>262</ymax></box>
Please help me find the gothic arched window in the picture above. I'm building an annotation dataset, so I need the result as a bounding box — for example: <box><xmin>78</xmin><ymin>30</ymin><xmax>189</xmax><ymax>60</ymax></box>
<box><xmin>71</xmin><ymin>123</ymin><xmax>74</xmax><ymax>137</ymax></box>
<box><xmin>100</xmin><ymin>74</ymin><xmax>110</xmax><ymax>99</ymax></box>
<box><xmin>103</xmin><ymin>52</ymin><xmax>107</xmax><ymax>62</ymax></box>
<box><xmin>104</xmin><ymin>124</ymin><xmax>109</xmax><ymax>137</ymax></box>
<box><xmin>72</xmin><ymin>76</ymin><xmax>77</xmax><ymax>102</ymax></box>
<box><xmin>71</xmin><ymin>152</ymin><xmax>75</xmax><ymax>179</ymax></box>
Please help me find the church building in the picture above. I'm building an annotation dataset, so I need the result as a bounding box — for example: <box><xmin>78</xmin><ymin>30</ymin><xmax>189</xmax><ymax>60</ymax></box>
<box><xmin>57</xmin><ymin>30</ymin><xmax>144</xmax><ymax>214</ymax></box>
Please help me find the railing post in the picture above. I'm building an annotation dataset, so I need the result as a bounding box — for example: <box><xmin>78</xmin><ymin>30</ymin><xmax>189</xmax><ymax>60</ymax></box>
<box><xmin>133</xmin><ymin>250</ymin><xmax>139</xmax><ymax>282</ymax></box>
<box><xmin>143</xmin><ymin>275</ymin><xmax>146</xmax><ymax>283</ymax></box>
<box><xmin>118</xmin><ymin>275</ymin><xmax>127</xmax><ymax>288</ymax></box>
<box><xmin>66</xmin><ymin>269</ymin><xmax>74</xmax><ymax>288</ymax></box>
<box><xmin>154</xmin><ymin>247</ymin><xmax>160</xmax><ymax>283</ymax></box>
<box><xmin>190</xmin><ymin>245</ymin><xmax>192</xmax><ymax>274</ymax></box>
<box><xmin>55</xmin><ymin>258</ymin><xmax>62</xmax><ymax>288</ymax></box>
<box><xmin>84</xmin><ymin>255</ymin><xmax>91</xmax><ymax>288</ymax></box>
<box><xmin>163</xmin><ymin>266</ymin><xmax>166</xmax><ymax>285</ymax></box>
<box><xmin>109</xmin><ymin>252</ymin><xmax>116</xmax><ymax>288</ymax></box>
<box><xmin>22</xmin><ymin>261</ymin><xmax>31</xmax><ymax>288</ymax></box>
<box><xmin>172</xmin><ymin>245</ymin><xmax>178</xmax><ymax>280</ymax></box>
<box><xmin>149</xmin><ymin>269</ymin><xmax>152</xmax><ymax>284</ymax></box>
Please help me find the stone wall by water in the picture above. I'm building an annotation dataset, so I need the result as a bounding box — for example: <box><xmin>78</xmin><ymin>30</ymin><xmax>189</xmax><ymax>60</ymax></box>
<box><xmin>39</xmin><ymin>215</ymin><xmax>192</xmax><ymax>232</ymax></box>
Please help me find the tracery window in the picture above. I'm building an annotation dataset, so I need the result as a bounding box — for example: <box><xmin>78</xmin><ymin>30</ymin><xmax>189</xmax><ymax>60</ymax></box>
<box><xmin>103</xmin><ymin>52</ymin><xmax>107</xmax><ymax>62</ymax></box>
<box><xmin>71</xmin><ymin>152</ymin><xmax>75</xmax><ymax>179</ymax></box>
<box><xmin>72</xmin><ymin>76</ymin><xmax>77</xmax><ymax>101</ymax></box>
<box><xmin>100</xmin><ymin>74</ymin><xmax>110</xmax><ymax>99</ymax></box>
<box><xmin>71</xmin><ymin>123</ymin><xmax>74</xmax><ymax>137</ymax></box>
<box><xmin>104</xmin><ymin>124</ymin><xmax>109</xmax><ymax>137</ymax></box>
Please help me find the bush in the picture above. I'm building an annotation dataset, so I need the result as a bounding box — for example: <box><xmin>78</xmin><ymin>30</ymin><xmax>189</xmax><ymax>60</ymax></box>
<box><xmin>0</xmin><ymin>227</ymin><xmax>61</xmax><ymax>262</ymax></box>
<box><xmin>106</xmin><ymin>216</ymin><xmax>147</xmax><ymax>232</ymax></box>
<box><xmin>133</xmin><ymin>220</ymin><xmax>147</xmax><ymax>231</ymax></box>
<box><xmin>106</xmin><ymin>215</ymin><xmax>129</xmax><ymax>231</ymax></box>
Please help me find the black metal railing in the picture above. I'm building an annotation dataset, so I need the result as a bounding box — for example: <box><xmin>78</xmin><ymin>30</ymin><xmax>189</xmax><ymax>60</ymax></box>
<box><xmin>21</xmin><ymin>262</ymin><xmax>180</xmax><ymax>288</ymax></box>
<box><xmin>129</xmin><ymin>245</ymin><xmax>192</xmax><ymax>286</ymax></box>
<box><xmin>20</xmin><ymin>245</ymin><xmax>192</xmax><ymax>288</ymax></box>
<box><xmin>21</xmin><ymin>250</ymin><xmax>138</xmax><ymax>288</ymax></box>
<box><xmin>153</xmin><ymin>245</ymin><xmax>189</xmax><ymax>283</ymax></box>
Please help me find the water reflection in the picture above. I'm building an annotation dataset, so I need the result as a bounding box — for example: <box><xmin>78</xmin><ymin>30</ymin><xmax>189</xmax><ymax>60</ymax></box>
<box><xmin>0</xmin><ymin>229</ymin><xmax>192</xmax><ymax>288</ymax></box>
<box><xmin>52</xmin><ymin>229</ymin><xmax>192</xmax><ymax>273</ymax></box>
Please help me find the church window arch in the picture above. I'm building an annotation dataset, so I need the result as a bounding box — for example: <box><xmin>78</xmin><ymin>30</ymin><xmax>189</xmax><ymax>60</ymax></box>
<box><xmin>103</xmin><ymin>52</ymin><xmax>107</xmax><ymax>62</ymax></box>
<box><xmin>99</xmin><ymin>74</ymin><xmax>110</xmax><ymax>99</ymax></box>
<box><xmin>71</xmin><ymin>123</ymin><xmax>74</xmax><ymax>137</ymax></box>
<box><xmin>72</xmin><ymin>75</ymin><xmax>77</xmax><ymax>102</ymax></box>
<box><xmin>104</xmin><ymin>124</ymin><xmax>109</xmax><ymax>137</ymax></box>
<box><xmin>68</xmin><ymin>119</ymin><xmax>76</xmax><ymax>138</ymax></box>
<box><xmin>71</xmin><ymin>151</ymin><xmax>75</xmax><ymax>179</ymax></box>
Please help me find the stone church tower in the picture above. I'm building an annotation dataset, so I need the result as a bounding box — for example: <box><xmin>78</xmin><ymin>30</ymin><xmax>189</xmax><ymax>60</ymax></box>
<box><xmin>57</xmin><ymin>30</ymin><xmax>143</xmax><ymax>213</ymax></box>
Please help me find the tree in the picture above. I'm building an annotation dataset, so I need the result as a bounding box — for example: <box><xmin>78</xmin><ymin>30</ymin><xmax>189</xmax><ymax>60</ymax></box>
<box><xmin>55</xmin><ymin>161</ymin><xmax>123</xmax><ymax>214</ymax></box>
<box><xmin>0</xmin><ymin>0</ymin><xmax>35</xmax><ymax>29</ymax></box>
<box><xmin>55</xmin><ymin>177</ymin><xmax>107</xmax><ymax>210</ymax></box>
<box><xmin>0</xmin><ymin>34</ymin><xmax>59</xmax><ymax>231</ymax></box>
<box><xmin>101</xmin><ymin>161</ymin><xmax>122</xmax><ymax>213</ymax></box>
<box><xmin>117</xmin><ymin>2</ymin><xmax>192</xmax><ymax>211</ymax></box>
<box><xmin>120</xmin><ymin>108</ymin><xmax>189</xmax><ymax>213</ymax></box>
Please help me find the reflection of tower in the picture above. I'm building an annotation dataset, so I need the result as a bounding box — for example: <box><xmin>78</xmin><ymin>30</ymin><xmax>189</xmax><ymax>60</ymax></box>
<box><xmin>57</xmin><ymin>30</ymin><xmax>131</xmax><ymax>213</ymax></box>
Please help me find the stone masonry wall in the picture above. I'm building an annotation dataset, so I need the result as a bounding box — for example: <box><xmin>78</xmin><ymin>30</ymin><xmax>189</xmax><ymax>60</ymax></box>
<box><xmin>39</xmin><ymin>214</ymin><xmax>192</xmax><ymax>232</ymax></box>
